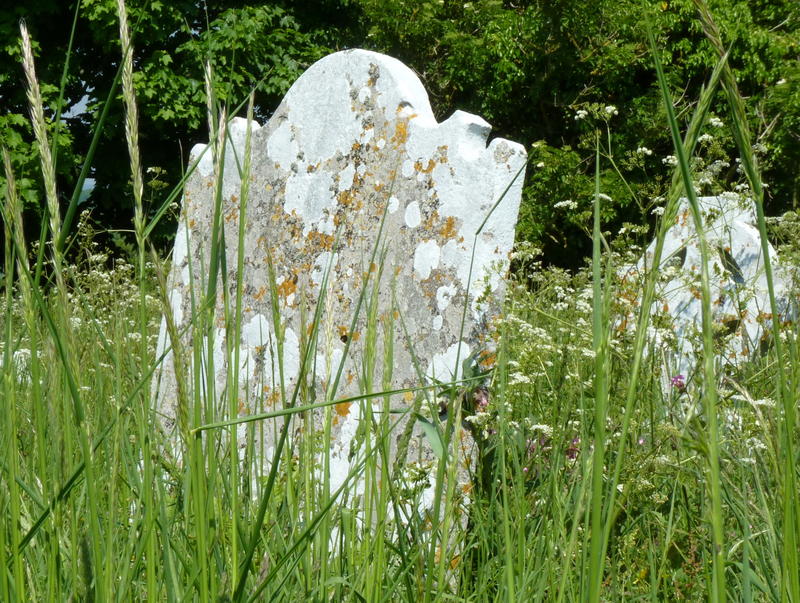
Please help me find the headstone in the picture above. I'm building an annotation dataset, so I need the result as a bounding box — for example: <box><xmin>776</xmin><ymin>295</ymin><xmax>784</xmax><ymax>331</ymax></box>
<box><xmin>620</xmin><ymin>193</ymin><xmax>792</xmax><ymax>395</ymax></box>
<box><xmin>153</xmin><ymin>50</ymin><xmax>526</xmax><ymax>524</ymax></box>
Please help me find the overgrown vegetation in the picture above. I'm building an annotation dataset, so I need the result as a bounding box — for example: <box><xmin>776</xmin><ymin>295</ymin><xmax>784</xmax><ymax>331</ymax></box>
<box><xmin>2</xmin><ymin>0</ymin><xmax>799</xmax><ymax>600</ymax></box>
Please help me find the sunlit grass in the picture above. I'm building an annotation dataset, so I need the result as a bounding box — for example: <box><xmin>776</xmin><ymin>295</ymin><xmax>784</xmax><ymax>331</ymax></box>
<box><xmin>2</xmin><ymin>1</ymin><xmax>798</xmax><ymax>600</ymax></box>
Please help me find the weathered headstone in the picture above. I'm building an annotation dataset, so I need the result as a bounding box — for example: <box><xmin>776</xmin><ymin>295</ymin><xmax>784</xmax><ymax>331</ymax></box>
<box><xmin>620</xmin><ymin>193</ymin><xmax>792</xmax><ymax>394</ymax></box>
<box><xmin>153</xmin><ymin>50</ymin><xmax>526</xmax><ymax>520</ymax></box>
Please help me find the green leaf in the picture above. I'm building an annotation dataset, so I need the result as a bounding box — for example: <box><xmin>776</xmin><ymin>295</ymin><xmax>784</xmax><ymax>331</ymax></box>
<box><xmin>413</xmin><ymin>413</ymin><xmax>444</xmax><ymax>459</ymax></box>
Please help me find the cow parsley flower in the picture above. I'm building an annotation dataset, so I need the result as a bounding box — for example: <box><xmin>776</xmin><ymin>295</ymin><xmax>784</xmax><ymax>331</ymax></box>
<box><xmin>554</xmin><ymin>199</ymin><xmax>578</xmax><ymax>210</ymax></box>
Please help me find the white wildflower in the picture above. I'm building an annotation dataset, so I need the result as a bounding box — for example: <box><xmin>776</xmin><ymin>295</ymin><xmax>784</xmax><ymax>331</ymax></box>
<box><xmin>554</xmin><ymin>199</ymin><xmax>578</xmax><ymax>210</ymax></box>
<box><xmin>509</xmin><ymin>373</ymin><xmax>532</xmax><ymax>385</ymax></box>
<box><xmin>574</xmin><ymin>109</ymin><xmax>589</xmax><ymax>120</ymax></box>
<box><xmin>635</xmin><ymin>146</ymin><xmax>653</xmax><ymax>156</ymax></box>
<box><xmin>698</xmin><ymin>133</ymin><xmax>714</xmax><ymax>144</ymax></box>
<box><xmin>745</xmin><ymin>437</ymin><xmax>768</xmax><ymax>452</ymax></box>
<box><xmin>662</xmin><ymin>155</ymin><xmax>678</xmax><ymax>167</ymax></box>
<box><xmin>604</xmin><ymin>105</ymin><xmax>619</xmax><ymax>116</ymax></box>
<box><xmin>709</xmin><ymin>117</ymin><xmax>724</xmax><ymax>128</ymax></box>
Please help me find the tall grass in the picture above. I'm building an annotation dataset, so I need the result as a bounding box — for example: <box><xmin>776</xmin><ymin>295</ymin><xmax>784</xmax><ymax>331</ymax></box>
<box><xmin>1</xmin><ymin>2</ymin><xmax>798</xmax><ymax>600</ymax></box>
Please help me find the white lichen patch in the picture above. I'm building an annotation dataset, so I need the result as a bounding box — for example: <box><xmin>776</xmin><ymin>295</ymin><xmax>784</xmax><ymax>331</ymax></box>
<box><xmin>436</xmin><ymin>284</ymin><xmax>457</xmax><ymax>312</ymax></box>
<box><xmin>283</xmin><ymin>170</ymin><xmax>336</xmax><ymax>234</ymax></box>
<box><xmin>413</xmin><ymin>240</ymin><xmax>441</xmax><ymax>280</ymax></box>
<box><xmin>404</xmin><ymin>200</ymin><xmax>421</xmax><ymax>228</ymax></box>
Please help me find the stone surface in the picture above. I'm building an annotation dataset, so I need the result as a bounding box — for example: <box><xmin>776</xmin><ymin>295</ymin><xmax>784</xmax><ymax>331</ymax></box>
<box><xmin>153</xmin><ymin>50</ymin><xmax>526</xmax><ymax>517</ymax></box>
<box><xmin>620</xmin><ymin>193</ymin><xmax>793</xmax><ymax>391</ymax></box>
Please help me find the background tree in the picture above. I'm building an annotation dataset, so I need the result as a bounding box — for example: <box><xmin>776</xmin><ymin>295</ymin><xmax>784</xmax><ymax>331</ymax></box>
<box><xmin>1</xmin><ymin>0</ymin><xmax>798</xmax><ymax>267</ymax></box>
<box><xmin>1</xmin><ymin>0</ymin><xmax>359</xmax><ymax>254</ymax></box>
<box><xmin>353</xmin><ymin>0</ymin><xmax>800</xmax><ymax>265</ymax></box>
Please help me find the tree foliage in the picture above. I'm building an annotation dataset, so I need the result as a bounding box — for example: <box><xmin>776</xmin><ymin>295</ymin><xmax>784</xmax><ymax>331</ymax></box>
<box><xmin>1</xmin><ymin>0</ymin><xmax>798</xmax><ymax>266</ymax></box>
<box><xmin>1</xmin><ymin>0</ymin><xmax>353</xmax><ymax>250</ymax></box>
<box><xmin>354</xmin><ymin>0</ymin><xmax>800</xmax><ymax>264</ymax></box>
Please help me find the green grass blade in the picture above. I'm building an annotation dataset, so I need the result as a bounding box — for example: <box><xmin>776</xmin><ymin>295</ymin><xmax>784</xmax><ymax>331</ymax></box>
<box><xmin>648</xmin><ymin>24</ymin><xmax>725</xmax><ymax>603</ymax></box>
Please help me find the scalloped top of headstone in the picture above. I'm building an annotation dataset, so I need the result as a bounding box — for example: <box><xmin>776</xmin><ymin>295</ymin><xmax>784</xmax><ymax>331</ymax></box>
<box><xmin>154</xmin><ymin>50</ymin><xmax>526</xmax><ymax>441</ymax></box>
<box><xmin>623</xmin><ymin>193</ymin><xmax>792</xmax><ymax>383</ymax></box>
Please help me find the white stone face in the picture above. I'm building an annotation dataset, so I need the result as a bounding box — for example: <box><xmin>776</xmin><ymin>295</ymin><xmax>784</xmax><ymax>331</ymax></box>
<box><xmin>428</xmin><ymin>341</ymin><xmax>472</xmax><ymax>381</ymax></box>
<box><xmin>153</xmin><ymin>49</ymin><xmax>526</xmax><ymax>516</ymax></box>
<box><xmin>621</xmin><ymin>193</ymin><xmax>793</xmax><ymax>392</ymax></box>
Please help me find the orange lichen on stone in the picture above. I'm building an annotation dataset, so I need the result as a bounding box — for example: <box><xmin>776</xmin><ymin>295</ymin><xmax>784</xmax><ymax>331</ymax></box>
<box><xmin>277</xmin><ymin>276</ymin><xmax>297</xmax><ymax>298</ymax></box>
<box><xmin>403</xmin><ymin>391</ymin><xmax>413</xmax><ymax>403</ymax></box>
<box><xmin>305</xmin><ymin>230</ymin><xmax>334</xmax><ymax>251</ymax></box>
<box><xmin>392</xmin><ymin>121</ymin><xmax>408</xmax><ymax>146</ymax></box>
<box><xmin>478</xmin><ymin>350</ymin><xmax>496</xmax><ymax>369</ymax></box>
<box><xmin>423</xmin><ymin>210</ymin><xmax>440</xmax><ymax>231</ymax></box>
<box><xmin>440</xmin><ymin>216</ymin><xmax>458</xmax><ymax>240</ymax></box>
<box><xmin>335</xmin><ymin>401</ymin><xmax>352</xmax><ymax>416</ymax></box>
<box><xmin>338</xmin><ymin>189</ymin><xmax>356</xmax><ymax>207</ymax></box>
<box><xmin>414</xmin><ymin>159</ymin><xmax>436</xmax><ymax>174</ymax></box>
<box><xmin>254</xmin><ymin>286</ymin><xmax>268</xmax><ymax>301</ymax></box>
<box><xmin>261</xmin><ymin>388</ymin><xmax>280</xmax><ymax>407</ymax></box>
